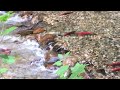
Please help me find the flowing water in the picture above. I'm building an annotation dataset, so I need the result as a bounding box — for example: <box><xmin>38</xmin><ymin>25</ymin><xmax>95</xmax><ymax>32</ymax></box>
<box><xmin>0</xmin><ymin>11</ymin><xmax>58</xmax><ymax>79</ymax></box>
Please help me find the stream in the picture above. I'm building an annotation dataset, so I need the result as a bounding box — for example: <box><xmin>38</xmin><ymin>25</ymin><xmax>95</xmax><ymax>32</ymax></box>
<box><xmin>0</xmin><ymin>11</ymin><xmax>58</xmax><ymax>79</ymax></box>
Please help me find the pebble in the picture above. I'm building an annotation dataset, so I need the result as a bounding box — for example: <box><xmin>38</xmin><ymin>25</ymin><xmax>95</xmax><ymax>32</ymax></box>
<box><xmin>63</xmin><ymin>56</ymin><xmax>78</xmax><ymax>67</ymax></box>
<box><xmin>47</xmin><ymin>57</ymin><xmax>59</xmax><ymax>63</ymax></box>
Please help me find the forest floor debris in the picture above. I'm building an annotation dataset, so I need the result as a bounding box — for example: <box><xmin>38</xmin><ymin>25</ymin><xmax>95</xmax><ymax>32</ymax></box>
<box><xmin>0</xmin><ymin>11</ymin><xmax>120</xmax><ymax>79</ymax></box>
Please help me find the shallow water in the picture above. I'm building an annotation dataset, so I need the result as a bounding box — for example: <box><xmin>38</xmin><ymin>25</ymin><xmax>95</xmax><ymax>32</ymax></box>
<box><xmin>0</xmin><ymin>35</ymin><xmax>58</xmax><ymax>79</ymax></box>
<box><xmin>0</xmin><ymin>11</ymin><xmax>58</xmax><ymax>79</ymax></box>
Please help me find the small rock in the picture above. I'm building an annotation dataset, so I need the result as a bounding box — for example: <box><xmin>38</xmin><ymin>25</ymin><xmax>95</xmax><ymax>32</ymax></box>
<box><xmin>47</xmin><ymin>57</ymin><xmax>59</xmax><ymax>63</ymax></box>
<box><xmin>44</xmin><ymin>63</ymin><xmax>56</xmax><ymax>70</ymax></box>
<box><xmin>63</xmin><ymin>56</ymin><xmax>78</xmax><ymax>67</ymax></box>
<box><xmin>45</xmin><ymin>51</ymin><xmax>58</xmax><ymax>62</ymax></box>
<box><xmin>96</xmin><ymin>68</ymin><xmax>106</xmax><ymax>76</ymax></box>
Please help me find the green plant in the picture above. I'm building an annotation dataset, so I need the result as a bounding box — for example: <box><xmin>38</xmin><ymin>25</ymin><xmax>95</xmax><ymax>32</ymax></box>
<box><xmin>54</xmin><ymin>52</ymin><xmax>86</xmax><ymax>79</ymax></box>
<box><xmin>0</xmin><ymin>54</ymin><xmax>15</xmax><ymax>64</ymax></box>
<box><xmin>0</xmin><ymin>11</ymin><xmax>14</xmax><ymax>22</ymax></box>
<box><xmin>0</xmin><ymin>11</ymin><xmax>17</xmax><ymax>76</ymax></box>
<box><xmin>56</xmin><ymin>65</ymin><xmax>69</xmax><ymax>79</ymax></box>
<box><xmin>0</xmin><ymin>11</ymin><xmax>17</xmax><ymax>36</ymax></box>
<box><xmin>0</xmin><ymin>68</ymin><xmax>8</xmax><ymax>74</ymax></box>
<box><xmin>69</xmin><ymin>63</ymin><xmax>86</xmax><ymax>79</ymax></box>
<box><xmin>0</xmin><ymin>53</ymin><xmax>16</xmax><ymax>76</ymax></box>
<box><xmin>55</xmin><ymin>63</ymin><xmax>86</xmax><ymax>79</ymax></box>
<box><xmin>53</xmin><ymin>52</ymin><xmax>70</xmax><ymax>66</ymax></box>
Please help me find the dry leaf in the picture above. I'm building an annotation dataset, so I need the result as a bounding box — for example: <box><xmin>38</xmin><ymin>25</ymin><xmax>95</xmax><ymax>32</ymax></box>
<box><xmin>33</xmin><ymin>28</ymin><xmax>46</xmax><ymax>34</ymax></box>
<box><xmin>39</xmin><ymin>34</ymin><xmax>56</xmax><ymax>44</ymax></box>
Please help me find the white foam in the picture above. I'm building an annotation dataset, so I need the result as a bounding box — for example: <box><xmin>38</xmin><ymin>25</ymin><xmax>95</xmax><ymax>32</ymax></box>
<box><xmin>0</xmin><ymin>11</ymin><xmax>6</xmax><ymax>15</ymax></box>
<box><xmin>5</xmin><ymin>14</ymin><xmax>28</xmax><ymax>25</ymax></box>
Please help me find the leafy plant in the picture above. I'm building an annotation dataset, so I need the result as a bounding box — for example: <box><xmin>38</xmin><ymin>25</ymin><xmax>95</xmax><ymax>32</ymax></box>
<box><xmin>58</xmin><ymin>54</ymin><xmax>63</xmax><ymax>60</ymax></box>
<box><xmin>55</xmin><ymin>63</ymin><xmax>86</xmax><ymax>79</ymax></box>
<box><xmin>0</xmin><ymin>54</ymin><xmax>15</xmax><ymax>76</ymax></box>
<box><xmin>0</xmin><ymin>11</ymin><xmax>17</xmax><ymax>36</ymax></box>
<box><xmin>64</xmin><ymin>52</ymin><xmax>70</xmax><ymax>58</ymax></box>
<box><xmin>58</xmin><ymin>52</ymin><xmax>70</xmax><ymax>60</ymax></box>
<box><xmin>53</xmin><ymin>60</ymin><xmax>62</xmax><ymax>66</ymax></box>
<box><xmin>69</xmin><ymin>63</ymin><xmax>86</xmax><ymax>79</ymax></box>
<box><xmin>53</xmin><ymin>52</ymin><xmax>70</xmax><ymax>66</ymax></box>
<box><xmin>54</xmin><ymin>52</ymin><xmax>70</xmax><ymax>67</ymax></box>
<box><xmin>0</xmin><ymin>11</ymin><xmax>14</xmax><ymax>22</ymax></box>
<box><xmin>0</xmin><ymin>68</ymin><xmax>8</xmax><ymax>74</ymax></box>
<box><xmin>54</xmin><ymin>52</ymin><xmax>86</xmax><ymax>79</ymax></box>
<box><xmin>0</xmin><ymin>11</ymin><xmax>17</xmax><ymax>77</ymax></box>
<box><xmin>1</xmin><ymin>26</ymin><xmax>17</xmax><ymax>35</ymax></box>
<box><xmin>56</xmin><ymin>65</ymin><xmax>69</xmax><ymax>79</ymax></box>
<box><xmin>0</xmin><ymin>54</ymin><xmax>15</xmax><ymax>64</ymax></box>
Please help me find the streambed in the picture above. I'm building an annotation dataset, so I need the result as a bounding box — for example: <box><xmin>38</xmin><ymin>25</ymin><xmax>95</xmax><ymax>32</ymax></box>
<box><xmin>0</xmin><ymin>11</ymin><xmax>58</xmax><ymax>79</ymax></box>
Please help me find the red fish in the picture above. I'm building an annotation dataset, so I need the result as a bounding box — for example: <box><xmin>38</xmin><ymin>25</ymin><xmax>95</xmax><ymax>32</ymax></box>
<box><xmin>60</xmin><ymin>12</ymin><xmax>73</xmax><ymax>16</ymax></box>
<box><xmin>107</xmin><ymin>62</ymin><xmax>120</xmax><ymax>72</ymax></box>
<box><xmin>111</xmin><ymin>68</ymin><xmax>120</xmax><ymax>72</ymax></box>
<box><xmin>75</xmin><ymin>31</ymin><xmax>95</xmax><ymax>36</ymax></box>
<box><xmin>64</xmin><ymin>31</ymin><xmax>76</xmax><ymax>36</ymax></box>
<box><xmin>107</xmin><ymin>62</ymin><xmax>120</xmax><ymax>66</ymax></box>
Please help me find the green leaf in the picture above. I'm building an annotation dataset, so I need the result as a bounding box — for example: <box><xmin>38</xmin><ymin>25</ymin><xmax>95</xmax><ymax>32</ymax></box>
<box><xmin>53</xmin><ymin>61</ymin><xmax>62</xmax><ymax>66</ymax></box>
<box><xmin>64</xmin><ymin>52</ymin><xmax>70</xmax><ymax>58</ymax></box>
<box><xmin>1</xmin><ymin>55</ymin><xmax>15</xmax><ymax>64</ymax></box>
<box><xmin>71</xmin><ymin>63</ymin><xmax>86</xmax><ymax>74</ymax></box>
<box><xmin>0</xmin><ymin>54</ymin><xmax>15</xmax><ymax>64</ymax></box>
<box><xmin>0</xmin><ymin>68</ymin><xmax>8</xmax><ymax>74</ymax></box>
<box><xmin>1</xmin><ymin>26</ymin><xmax>17</xmax><ymax>35</ymax></box>
<box><xmin>0</xmin><ymin>11</ymin><xmax>14</xmax><ymax>22</ymax></box>
<box><xmin>58</xmin><ymin>54</ymin><xmax>63</xmax><ymax>60</ymax></box>
<box><xmin>68</xmin><ymin>63</ymin><xmax>86</xmax><ymax>79</ymax></box>
<box><xmin>56</xmin><ymin>65</ymin><xmax>69</xmax><ymax>76</ymax></box>
<box><xmin>0</xmin><ymin>54</ymin><xmax>9</xmax><ymax>59</ymax></box>
<box><xmin>0</xmin><ymin>14</ymin><xmax>8</xmax><ymax>22</ymax></box>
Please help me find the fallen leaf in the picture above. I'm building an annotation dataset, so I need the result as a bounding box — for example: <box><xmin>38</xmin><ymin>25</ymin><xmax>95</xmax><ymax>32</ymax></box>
<box><xmin>39</xmin><ymin>34</ymin><xmax>56</xmax><ymax>44</ymax></box>
<box><xmin>33</xmin><ymin>28</ymin><xmax>46</xmax><ymax>34</ymax></box>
